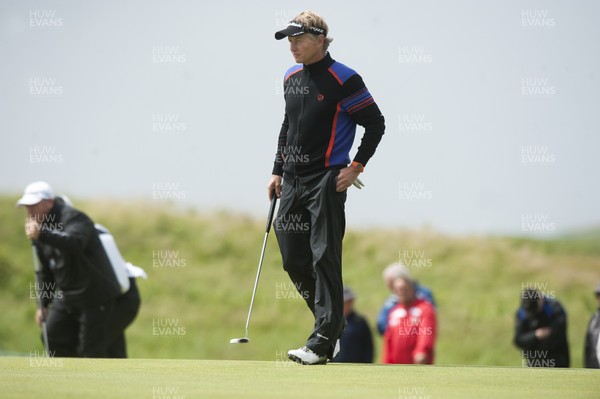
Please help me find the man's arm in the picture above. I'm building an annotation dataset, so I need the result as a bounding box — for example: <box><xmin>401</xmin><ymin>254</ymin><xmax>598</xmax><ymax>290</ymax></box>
<box><xmin>268</xmin><ymin>114</ymin><xmax>289</xmax><ymax>199</ymax></box>
<box><xmin>336</xmin><ymin>74</ymin><xmax>385</xmax><ymax>192</ymax></box>
<box><xmin>382</xmin><ymin>326</ymin><xmax>392</xmax><ymax>363</ymax></box>
<box><xmin>38</xmin><ymin>211</ymin><xmax>93</xmax><ymax>254</ymax></box>
<box><xmin>33</xmin><ymin>243</ymin><xmax>55</xmax><ymax>326</ymax></box>
<box><xmin>341</xmin><ymin>74</ymin><xmax>385</xmax><ymax>167</ymax></box>
<box><xmin>543</xmin><ymin>301</ymin><xmax>568</xmax><ymax>350</ymax></box>
<box><xmin>513</xmin><ymin>310</ymin><xmax>538</xmax><ymax>349</ymax></box>
<box><xmin>376</xmin><ymin>299</ymin><xmax>396</xmax><ymax>335</ymax></box>
<box><xmin>272</xmin><ymin>113</ymin><xmax>289</xmax><ymax>177</ymax></box>
<box><xmin>413</xmin><ymin>303</ymin><xmax>436</xmax><ymax>364</ymax></box>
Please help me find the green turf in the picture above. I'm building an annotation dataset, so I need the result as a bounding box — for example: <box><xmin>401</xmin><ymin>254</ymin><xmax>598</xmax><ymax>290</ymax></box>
<box><xmin>1</xmin><ymin>357</ymin><xmax>598</xmax><ymax>399</ymax></box>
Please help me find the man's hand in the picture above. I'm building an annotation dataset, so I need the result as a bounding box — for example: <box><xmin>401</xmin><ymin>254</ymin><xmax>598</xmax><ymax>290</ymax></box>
<box><xmin>535</xmin><ymin>326</ymin><xmax>551</xmax><ymax>340</ymax></box>
<box><xmin>336</xmin><ymin>166</ymin><xmax>361</xmax><ymax>192</ymax></box>
<box><xmin>25</xmin><ymin>218</ymin><xmax>41</xmax><ymax>240</ymax></box>
<box><xmin>267</xmin><ymin>175</ymin><xmax>282</xmax><ymax>199</ymax></box>
<box><xmin>413</xmin><ymin>352</ymin><xmax>428</xmax><ymax>364</ymax></box>
<box><xmin>35</xmin><ymin>308</ymin><xmax>48</xmax><ymax>328</ymax></box>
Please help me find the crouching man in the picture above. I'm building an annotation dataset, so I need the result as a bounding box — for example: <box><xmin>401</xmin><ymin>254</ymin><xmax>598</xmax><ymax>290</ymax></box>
<box><xmin>18</xmin><ymin>181</ymin><xmax>121</xmax><ymax>357</ymax></box>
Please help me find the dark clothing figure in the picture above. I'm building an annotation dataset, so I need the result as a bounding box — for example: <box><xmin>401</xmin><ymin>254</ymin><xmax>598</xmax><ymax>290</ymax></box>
<box><xmin>35</xmin><ymin>198</ymin><xmax>120</xmax><ymax>357</ymax></box>
<box><xmin>514</xmin><ymin>294</ymin><xmax>570</xmax><ymax>368</ymax></box>
<box><xmin>273</xmin><ymin>52</ymin><xmax>384</xmax><ymax>359</ymax></box>
<box><xmin>44</xmin><ymin>299</ymin><xmax>114</xmax><ymax>357</ymax></box>
<box><xmin>106</xmin><ymin>277</ymin><xmax>141</xmax><ymax>358</ymax></box>
<box><xmin>584</xmin><ymin>308</ymin><xmax>600</xmax><ymax>368</ymax></box>
<box><xmin>272</xmin><ymin>53</ymin><xmax>385</xmax><ymax>178</ymax></box>
<box><xmin>96</xmin><ymin>225</ymin><xmax>144</xmax><ymax>358</ymax></box>
<box><xmin>333</xmin><ymin>311</ymin><xmax>373</xmax><ymax>363</ymax></box>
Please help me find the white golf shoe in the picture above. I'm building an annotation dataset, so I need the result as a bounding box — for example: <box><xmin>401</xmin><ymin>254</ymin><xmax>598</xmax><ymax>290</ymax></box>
<box><xmin>287</xmin><ymin>346</ymin><xmax>327</xmax><ymax>365</ymax></box>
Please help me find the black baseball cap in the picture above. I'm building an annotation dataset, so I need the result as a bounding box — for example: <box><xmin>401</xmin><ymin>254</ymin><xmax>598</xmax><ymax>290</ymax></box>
<box><xmin>275</xmin><ymin>21</ymin><xmax>326</xmax><ymax>40</ymax></box>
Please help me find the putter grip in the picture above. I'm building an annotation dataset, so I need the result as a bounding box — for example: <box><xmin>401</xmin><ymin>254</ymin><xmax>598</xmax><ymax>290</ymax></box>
<box><xmin>265</xmin><ymin>194</ymin><xmax>278</xmax><ymax>233</ymax></box>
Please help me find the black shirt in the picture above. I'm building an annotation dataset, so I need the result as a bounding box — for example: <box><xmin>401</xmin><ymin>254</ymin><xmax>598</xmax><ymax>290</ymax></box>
<box><xmin>273</xmin><ymin>52</ymin><xmax>385</xmax><ymax>177</ymax></box>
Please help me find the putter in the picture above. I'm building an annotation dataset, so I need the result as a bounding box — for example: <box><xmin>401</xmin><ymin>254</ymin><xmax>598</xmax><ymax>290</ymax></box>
<box><xmin>230</xmin><ymin>193</ymin><xmax>278</xmax><ymax>344</ymax></box>
<box><xmin>31</xmin><ymin>242</ymin><xmax>50</xmax><ymax>355</ymax></box>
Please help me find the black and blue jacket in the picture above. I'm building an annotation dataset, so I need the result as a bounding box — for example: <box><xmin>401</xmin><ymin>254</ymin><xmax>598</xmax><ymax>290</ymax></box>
<box><xmin>272</xmin><ymin>52</ymin><xmax>385</xmax><ymax>177</ymax></box>
<box><xmin>514</xmin><ymin>298</ymin><xmax>570</xmax><ymax>367</ymax></box>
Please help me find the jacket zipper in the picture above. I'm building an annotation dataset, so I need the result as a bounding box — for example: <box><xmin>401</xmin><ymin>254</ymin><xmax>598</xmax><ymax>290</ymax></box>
<box><xmin>293</xmin><ymin>69</ymin><xmax>310</xmax><ymax>183</ymax></box>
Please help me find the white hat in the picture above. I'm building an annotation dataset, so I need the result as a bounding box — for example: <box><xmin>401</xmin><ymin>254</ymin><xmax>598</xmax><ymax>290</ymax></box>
<box><xmin>16</xmin><ymin>181</ymin><xmax>55</xmax><ymax>207</ymax></box>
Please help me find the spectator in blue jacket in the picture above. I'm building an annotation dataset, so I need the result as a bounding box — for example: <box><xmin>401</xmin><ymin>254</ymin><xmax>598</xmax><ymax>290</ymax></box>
<box><xmin>376</xmin><ymin>263</ymin><xmax>436</xmax><ymax>335</ymax></box>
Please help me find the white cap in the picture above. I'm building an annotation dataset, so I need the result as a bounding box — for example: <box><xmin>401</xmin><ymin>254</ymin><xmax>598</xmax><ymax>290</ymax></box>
<box><xmin>16</xmin><ymin>181</ymin><xmax>55</xmax><ymax>207</ymax></box>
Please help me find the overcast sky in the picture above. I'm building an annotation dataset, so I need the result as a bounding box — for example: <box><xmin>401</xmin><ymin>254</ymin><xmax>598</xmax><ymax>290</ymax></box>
<box><xmin>1</xmin><ymin>0</ymin><xmax>598</xmax><ymax>236</ymax></box>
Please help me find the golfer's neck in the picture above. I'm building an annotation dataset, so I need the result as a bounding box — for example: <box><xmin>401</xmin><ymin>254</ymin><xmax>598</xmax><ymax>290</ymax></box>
<box><xmin>304</xmin><ymin>51</ymin><xmax>326</xmax><ymax>66</ymax></box>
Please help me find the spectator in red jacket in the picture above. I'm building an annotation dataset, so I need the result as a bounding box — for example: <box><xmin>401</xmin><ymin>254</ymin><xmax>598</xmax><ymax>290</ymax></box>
<box><xmin>382</xmin><ymin>275</ymin><xmax>437</xmax><ymax>364</ymax></box>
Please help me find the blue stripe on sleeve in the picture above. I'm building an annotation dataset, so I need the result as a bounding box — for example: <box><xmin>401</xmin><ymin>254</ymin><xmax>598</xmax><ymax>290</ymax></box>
<box><xmin>328</xmin><ymin>62</ymin><xmax>356</xmax><ymax>84</ymax></box>
<box><xmin>327</xmin><ymin>111</ymin><xmax>356</xmax><ymax>166</ymax></box>
<box><xmin>284</xmin><ymin>64</ymin><xmax>303</xmax><ymax>81</ymax></box>
<box><xmin>342</xmin><ymin>89</ymin><xmax>372</xmax><ymax>109</ymax></box>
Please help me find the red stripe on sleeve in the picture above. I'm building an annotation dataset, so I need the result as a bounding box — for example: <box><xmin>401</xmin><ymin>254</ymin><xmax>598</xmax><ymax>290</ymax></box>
<box><xmin>347</xmin><ymin>97</ymin><xmax>374</xmax><ymax>114</ymax></box>
<box><xmin>327</xmin><ymin>67</ymin><xmax>343</xmax><ymax>85</ymax></box>
<box><xmin>341</xmin><ymin>87</ymin><xmax>368</xmax><ymax>106</ymax></box>
<box><xmin>325</xmin><ymin>103</ymin><xmax>341</xmax><ymax>167</ymax></box>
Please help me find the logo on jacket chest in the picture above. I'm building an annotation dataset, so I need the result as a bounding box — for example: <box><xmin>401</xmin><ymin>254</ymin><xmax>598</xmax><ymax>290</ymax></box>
<box><xmin>281</xmin><ymin>79</ymin><xmax>328</xmax><ymax>103</ymax></box>
<box><xmin>389</xmin><ymin>306</ymin><xmax>423</xmax><ymax>327</ymax></box>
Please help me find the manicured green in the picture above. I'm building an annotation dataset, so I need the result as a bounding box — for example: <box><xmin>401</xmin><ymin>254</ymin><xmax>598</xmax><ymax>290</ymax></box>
<box><xmin>1</xmin><ymin>357</ymin><xmax>599</xmax><ymax>399</ymax></box>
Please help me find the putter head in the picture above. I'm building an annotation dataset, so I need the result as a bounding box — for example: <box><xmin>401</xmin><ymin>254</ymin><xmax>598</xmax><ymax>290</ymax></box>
<box><xmin>230</xmin><ymin>337</ymin><xmax>250</xmax><ymax>344</ymax></box>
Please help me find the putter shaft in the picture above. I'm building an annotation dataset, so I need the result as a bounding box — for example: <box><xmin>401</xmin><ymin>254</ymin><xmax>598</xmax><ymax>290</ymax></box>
<box><xmin>231</xmin><ymin>194</ymin><xmax>278</xmax><ymax>343</ymax></box>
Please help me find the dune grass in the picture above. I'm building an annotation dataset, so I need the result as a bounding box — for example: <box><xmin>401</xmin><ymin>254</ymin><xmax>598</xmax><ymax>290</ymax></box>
<box><xmin>1</xmin><ymin>196</ymin><xmax>599</xmax><ymax>368</ymax></box>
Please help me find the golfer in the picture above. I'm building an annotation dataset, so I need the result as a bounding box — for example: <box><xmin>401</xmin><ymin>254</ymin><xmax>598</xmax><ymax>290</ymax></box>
<box><xmin>18</xmin><ymin>181</ymin><xmax>121</xmax><ymax>357</ymax></box>
<box><xmin>268</xmin><ymin>11</ymin><xmax>385</xmax><ymax>365</ymax></box>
